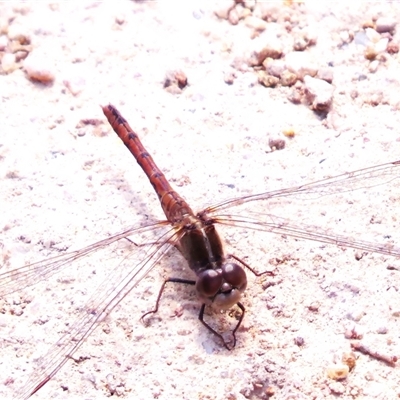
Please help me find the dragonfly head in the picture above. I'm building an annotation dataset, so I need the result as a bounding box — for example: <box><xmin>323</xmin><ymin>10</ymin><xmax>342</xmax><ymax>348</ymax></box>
<box><xmin>195</xmin><ymin>263</ymin><xmax>247</xmax><ymax>309</ymax></box>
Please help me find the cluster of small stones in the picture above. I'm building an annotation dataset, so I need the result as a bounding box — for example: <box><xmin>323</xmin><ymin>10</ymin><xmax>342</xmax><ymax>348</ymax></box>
<box><xmin>0</xmin><ymin>5</ymin><xmax>55</xmax><ymax>83</ymax></box>
<box><xmin>215</xmin><ymin>1</ymin><xmax>399</xmax><ymax>114</ymax></box>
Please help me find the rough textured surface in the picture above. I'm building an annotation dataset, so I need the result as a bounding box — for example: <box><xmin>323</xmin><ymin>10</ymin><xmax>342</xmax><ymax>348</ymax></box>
<box><xmin>1</xmin><ymin>2</ymin><xmax>400</xmax><ymax>399</ymax></box>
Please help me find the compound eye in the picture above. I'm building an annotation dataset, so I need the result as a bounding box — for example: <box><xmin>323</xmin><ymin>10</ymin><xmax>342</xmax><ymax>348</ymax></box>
<box><xmin>222</xmin><ymin>263</ymin><xmax>247</xmax><ymax>291</ymax></box>
<box><xmin>196</xmin><ymin>269</ymin><xmax>223</xmax><ymax>297</ymax></box>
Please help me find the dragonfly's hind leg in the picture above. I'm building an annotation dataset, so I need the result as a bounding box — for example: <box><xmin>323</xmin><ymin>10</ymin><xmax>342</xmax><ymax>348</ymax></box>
<box><xmin>198</xmin><ymin>302</ymin><xmax>245</xmax><ymax>350</ymax></box>
<box><xmin>124</xmin><ymin>235</ymin><xmax>178</xmax><ymax>248</ymax></box>
<box><xmin>140</xmin><ymin>278</ymin><xmax>195</xmax><ymax>324</ymax></box>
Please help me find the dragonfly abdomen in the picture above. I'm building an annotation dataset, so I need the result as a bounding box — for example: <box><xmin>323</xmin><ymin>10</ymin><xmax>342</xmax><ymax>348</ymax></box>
<box><xmin>102</xmin><ymin>104</ymin><xmax>194</xmax><ymax>222</ymax></box>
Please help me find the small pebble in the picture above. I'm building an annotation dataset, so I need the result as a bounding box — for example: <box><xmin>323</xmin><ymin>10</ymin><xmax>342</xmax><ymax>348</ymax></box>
<box><xmin>287</xmin><ymin>86</ymin><xmax>302</xmax><ymax>104</ymax></box>
<box><xmin>268</xmin><ymin>138</ymin><xmax>285</xmax><ymax>151</ymax></box>
<box><xmin>362</xmin><ymin>20</ymin><xmax>375</xmax><ymax>29</ymax></box>
<box><xmin>327</xmin><ymin>364</ymin><xmax>349</xmax><ymax>381</ymax></box>
<box><xmin>14</xmin><ymin>50</ymin><xmax>29</xmax><ymax>62</ymax></box>
<box><xmin>115</xmin><ymin>14</ymin><xmax>125</xmax><ymax>25</ymax></box>
<box><xmin>7</xmin><ymin>24</ymin><xmax>31</xmax><ymax>45</ymax></box>
<box><xmin>0</xmin><ymin>16</ymin><xmax>9</xmax><ymax>35</ymax></box>
<box><xmin>303</xmin><ymin>28</ymin><xmax>318</xmax><ymax>46</ymax></box>
<box><xmin>285</xmin><ymin>51</ymin><xmax>318</xmax><ymax>80</ymax></box>
<box><xmin>365</xmin><ymin>27</ymin><xmax>381</xmax><ymax>43</ymax></box>
<box><xmin>375</xmin><ymin>38</ymin><xmax>389</xmax><ymax>53</ymax></box>
<box><xmin>392</xmin><ymin>310</ymin><xmax>400</xmax><ymax>317</ymax></box>
<box><xmin>346</xmin><ymin>308</ymin><xmax>366</xmax><ymax>322</ymax></box>
<box><xmin>364</xmin><ymin>45</ymin><xmax>378</xmax><ymax>60</ymax></box>
<box><xmin>304</xmin><ymin>75</ymin><xmax>334</xmax><ymax>112</ymax></box>
<box><xmin>308</xmin><ymin>301</ymin><xmax>320</xmax><ymax>312</ymax></box>
<box><xmin>264</xmin><ymin>59</ymin><xmax>286</xmax><ymax>77</ymax></box>
<box><xmin>376</xmin><ymin>326</ymin><xmax>388</xmax><ymax>334</ymax></box>
<box><xmin>258</xmin><ymin>71</ymin><xmax>279</xmax><ymax>87</ymax></box>
<box><xmin>214</xmin><ymin>5</ymin><xmax>230</xmax><ymax>20</ymax></box>
<box><xmin>344</xmin><ymin>325</ymin><xmax>363</xmax><ymax>340</ymax></box>
<box><xmin>224</xmin><ymin>71</ymin><xmax>236</xmax><ymax>85</ymax></box>
<box><xmin>244</xmin><ymin>16</ymin><xmax>267</xmax><ymax>31</ymax></box>
<box><xmin>18</xmin><ymin>235</ymin><xmax>31</xmax><ymax>244</ymax></box>
<box><xmin>357</xmin><ymin>73</ymin><xmax>368</xmax><ymax>82</ymax></box>
<box><xmin>294</xmin><ymin>336</ymin><xmax>304</xmax><ymax>346</ymax></box>
<box><xmin>339</xmin><ymin>30</ymin><xmax>353</xmax><ymax>45</ymax></box>
<box><xmin>368</xmin><ymin>92</ymin><xmax>383</xmax><ymax>106</ymax></box>
<box><xmin>354</xmin><ymin>30</ymin><xmax>369</xmax><ymax>46</ymax></box>
<box><xmin>265</xmin><ymin>386</ymin><xmax>275</xmax><ymax>397</ymax></box>
<box><xmin>282</xmin><ymin>127</ymin><xmax>296</xmax><ymax>138</ymax></box>
<box><xmin>375</xmin><ymin>17</ymin><xmax>396</xmax><ymax>33</ymax></box>
<box><xmin>365</xmin><ymin>38</ymin><xmax>388</xmax><ymax>61</ymax></box>
<box><xmin>249</xmin><ymin>45</ymin><xmax>282</xmax><ymax>66</ymax></box>
<box><xmin>1</xmin><ymin>52</ymin><xmax>17</xmax><ymax>73</ymax></box>
<box><xmin>317</xmin><ymin>67</ymin><xmax>333</xmax><ymax>83</ymax></box>
<box><xmin>342</xmin><ymin>352</ymin><xmax>356</xmax><ymax>371</ymax></box>
<box><xmin>328</xmin><ymin>381</ymin><xmax>346</xmax><ymax>394</ymax></box>
<box><xmin>293</xmin><ymin>37</ymin><xmax>308</xmax><ymax>51</ymax></box>
<box><xmin>10</xmin><ymin>305</ymin><xmax>24</xmax><ymax>317</ymax></box>
<box><xmin>24</xmin><ymin>54</ymin><xmax>55</xmax><ymax>83</ymax></box>
<box><xmin>387</xmin><ymin>41</ymin><xmax>399</xmax><ymax>54</ymax></box>
<box><xmin>355</xmin><ymin>252</ymin><xmax>364</xmax><ymax>262</ymax></box>
<box><xmin>164</xmin><ymin>69</ymin><xmax>188</xmax><ymax>93</ymax></box>
<box><xmin>228</xmin><ymin>7</ymin><xmax>239</xmax><ymax>25</ymax></box>
<box><xmin>368</xmin><ymin>59</ymin><xmax>379</xmax><ymax>73</ymax></box>
<box><xmin>280</xmin><ymin>70</ymin><xmax>297</xmax><ymax>86</ymax></box>
<box><xmin>0</xmin><ymin>35</ymin><xmax>8</xmax><ymax>51</ymax></box>
<box><xmin>235</xmin><ymin>4</ymin><xmax>251</xmax><ymax>20</ymax></box>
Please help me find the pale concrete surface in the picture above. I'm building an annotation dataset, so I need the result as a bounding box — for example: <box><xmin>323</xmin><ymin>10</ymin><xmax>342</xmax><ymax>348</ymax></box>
<box><xmin>1</xmin><ymin>2</ymin><xmax>399</xmax><ymax>399</ymax></box>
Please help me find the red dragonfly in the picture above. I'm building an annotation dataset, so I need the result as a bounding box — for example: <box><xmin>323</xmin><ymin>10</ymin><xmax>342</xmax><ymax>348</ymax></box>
<box><xmin>1</xmin><ymin>104</ymin><xmax>400</xmax><ymax>398</ymax></box>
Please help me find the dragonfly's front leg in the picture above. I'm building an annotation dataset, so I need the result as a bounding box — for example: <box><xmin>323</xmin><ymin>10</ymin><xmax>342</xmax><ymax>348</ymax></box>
<box><xmin>198</xmin><ymin>302</ymin><xmax>245</xmax><ymax>350</ymax></box>
<box><xmin>140</xmin><ymin>277</ymin><xmax>245</xmax><ymax>350</ymax></box>
<box><xmin>140</xmin><ymin>278</ymin><xmax>196</xmax><ymax>324</ymax></box>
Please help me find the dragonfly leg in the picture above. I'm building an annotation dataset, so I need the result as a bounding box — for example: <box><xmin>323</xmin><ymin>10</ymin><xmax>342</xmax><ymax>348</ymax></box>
<box><xmin>198</xmin><ymin>302</ymin><xmax>245</xmax><ymax>350</ymax></box>
<box><xmin>125</xmin><ymin>236</ymin><xmax>180</xmax><ymax>248</ymax></box>
<box><xmin>140</xmin><ymin>278</ymin><xmax>195</xmax><ymax>324</ymax></box>
<box><xmin>123</xmin><ymin>237</ymin><xmax>164</xmax><ymax>247</ymax></box>
<box><xmin>228</xmin><ymin>253</ymin><xmax>275</xmax><ymax>277</ymax></box>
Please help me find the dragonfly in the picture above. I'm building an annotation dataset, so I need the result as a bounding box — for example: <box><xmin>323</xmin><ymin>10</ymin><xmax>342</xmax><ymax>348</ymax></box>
<box><xmin>1</xmin><ymin>104</ymin><xmax>400</xmax><ymax>398</ymax></box>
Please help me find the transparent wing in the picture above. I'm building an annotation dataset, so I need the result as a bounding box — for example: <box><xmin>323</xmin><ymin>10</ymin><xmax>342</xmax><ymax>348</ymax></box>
<box><xmin>204</xmin><ymin>160</ymin><xmax>400</xmax><ymax>257</ymax></box>
<box><xmin>214</xmin><ymin>213</ymin><xmax>400</xmax><ymax>257</ymax></box>
<box><xmin>0</xmin><ymin>222</ymin><xmax>182</xmax><ymax>399</ymax></box>
<box><xmin>0</xmin><ymin>221</ymin><xmax>170</xmax><ymax>297</ymax></box>
<box><xmin>204</xmin><ymin>160</ymin><xmax>400</xmax><ymax>213</ymax></box>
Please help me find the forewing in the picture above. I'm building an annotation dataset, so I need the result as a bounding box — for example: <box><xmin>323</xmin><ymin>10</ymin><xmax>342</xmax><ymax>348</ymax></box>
<box><xmin>204</xmin><ymin>160</ymin><xmax>400</xmax><ymax>213</ymax></box>
<box><xmin>205</xmin><ymin>160</ymin><xmax>400</xmax><ymax>258</ymax></box>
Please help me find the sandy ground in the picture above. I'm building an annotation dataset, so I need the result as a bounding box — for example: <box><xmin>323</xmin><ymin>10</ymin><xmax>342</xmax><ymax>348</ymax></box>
<box><xmin>1</xmin><ymin>1</ymin><xmax>400</xmax><ymax>399</ymax></box>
